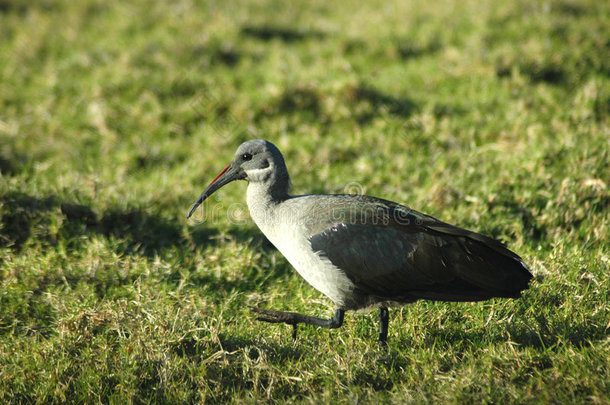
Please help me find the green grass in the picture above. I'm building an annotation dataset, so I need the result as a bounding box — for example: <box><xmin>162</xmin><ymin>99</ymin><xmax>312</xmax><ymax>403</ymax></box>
<box><xmin>1</xmin><ymin>0</ymin><xmax>609</xmax><ymax>402</ymax></box>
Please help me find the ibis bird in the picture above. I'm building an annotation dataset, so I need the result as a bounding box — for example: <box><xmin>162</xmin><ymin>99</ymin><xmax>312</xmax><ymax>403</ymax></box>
<box><xmin>187</xmin><ymin>139</ymin><xmax>532</xmax><ymax>345</ymax></box>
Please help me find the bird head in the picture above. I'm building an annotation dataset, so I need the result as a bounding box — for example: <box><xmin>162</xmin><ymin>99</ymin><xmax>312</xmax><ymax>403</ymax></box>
<box><xmin>187</xmin><ymin>139</ymin><xmax>289</xmax><ymax>218</ymax></box>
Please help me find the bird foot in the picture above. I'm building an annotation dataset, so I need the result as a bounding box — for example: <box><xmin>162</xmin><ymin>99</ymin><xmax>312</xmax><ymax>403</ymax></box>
<box><xmin>250</xmin><ymin>307</ymin><xmax>299</xmax><ymax>324</ymax></box>
<box><xmin>249</xmin><ymin>307</ymin><xmax>345</xmax><ymax>341</ymax></box>
<box><xmin>249</xmin><ymin>307</ymin><xmax>299</xmax><ymax>339</ymax></box>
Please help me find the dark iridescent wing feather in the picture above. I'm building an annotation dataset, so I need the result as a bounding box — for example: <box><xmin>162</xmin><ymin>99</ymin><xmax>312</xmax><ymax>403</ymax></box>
<box><xmin>307</xmin><ymin>195</ymin><xmax>532</xmax><ymax>302</ymax></box>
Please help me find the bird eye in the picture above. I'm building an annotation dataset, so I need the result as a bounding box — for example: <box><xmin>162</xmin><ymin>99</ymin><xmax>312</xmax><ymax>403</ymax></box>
<box><xmin>242</xmin><ymin>153</ymin><xmax>252</xmax><ymax>161</ymax></box>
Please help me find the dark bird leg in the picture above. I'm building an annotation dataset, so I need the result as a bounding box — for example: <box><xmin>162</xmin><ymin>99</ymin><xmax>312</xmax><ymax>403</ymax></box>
<box><xmin>250</xmin><ymin>307</ymin><xmax>344</xmax><ymax>340</ymax></box>
<box><xmin>378</xmin><ymin>307</ymin><xmax>389</xmax><ymax>346</ymax></box>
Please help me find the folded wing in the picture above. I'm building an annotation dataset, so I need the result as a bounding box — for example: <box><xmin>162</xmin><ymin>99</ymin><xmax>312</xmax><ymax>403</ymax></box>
<box><xmin>308</xmin><ymin>198</ymin><xmax>532</xmax><ymax>303</ymax></box>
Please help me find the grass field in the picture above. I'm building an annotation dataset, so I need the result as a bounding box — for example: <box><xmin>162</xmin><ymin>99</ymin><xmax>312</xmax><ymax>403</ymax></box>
<box><xmin>1</xmin><ymin>0</ymin><xmax>609</xmax><ymax>403</ymax></box>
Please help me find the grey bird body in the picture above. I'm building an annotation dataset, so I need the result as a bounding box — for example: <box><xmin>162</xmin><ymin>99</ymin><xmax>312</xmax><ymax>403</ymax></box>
<box><xmin>188</xmin><ymin>139</ymin><xmax>532</xmax><ymax>344</ymax></box>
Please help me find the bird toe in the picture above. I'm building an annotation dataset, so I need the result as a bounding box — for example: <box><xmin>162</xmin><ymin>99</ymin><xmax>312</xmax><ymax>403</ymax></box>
<box><xmin>249</xmin><ymin>307</ymin><xmax>294</xmax><ymax>324</ymax></box>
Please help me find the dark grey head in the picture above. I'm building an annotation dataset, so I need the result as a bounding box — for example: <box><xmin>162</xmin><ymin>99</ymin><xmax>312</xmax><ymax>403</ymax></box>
<box><xmin>187</xmin><ymin>139</ymin><xmax>290</xmax><ymax>218</ymax></box>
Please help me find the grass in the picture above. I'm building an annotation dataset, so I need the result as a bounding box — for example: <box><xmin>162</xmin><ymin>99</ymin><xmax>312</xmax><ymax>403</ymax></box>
<box><xmin>1</xmin><ymin>0</ymin><xmax>609</xmax><ymax>402</ymax></box>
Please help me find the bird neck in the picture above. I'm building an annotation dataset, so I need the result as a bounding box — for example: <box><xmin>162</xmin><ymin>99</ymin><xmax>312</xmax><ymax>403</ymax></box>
<box><xmin>246</xmin><ymin>166</ymin><xmax>291</xmax><ymax>209</ymax></box>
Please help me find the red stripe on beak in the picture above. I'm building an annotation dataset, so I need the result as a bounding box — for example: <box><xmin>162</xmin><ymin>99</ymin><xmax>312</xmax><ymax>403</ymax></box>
<box><xmin>209</xmin><ymin>164</ymin><xmax>230</xmax><ymax>186</ymax></box>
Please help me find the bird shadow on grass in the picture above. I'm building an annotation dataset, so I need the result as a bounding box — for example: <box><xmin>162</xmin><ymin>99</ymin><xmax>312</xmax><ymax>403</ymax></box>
<box><xmin>1</xmin><ymin>191</ymin><xmax>295</xmax><ymax>299</ymax></box>
<box><xmin>0</xmin><ymin>191</ymin><xmax>272</xmax><ymax>258</ymax></box>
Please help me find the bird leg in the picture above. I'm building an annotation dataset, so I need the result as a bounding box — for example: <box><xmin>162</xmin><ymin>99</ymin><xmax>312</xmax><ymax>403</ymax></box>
<box><xmin>250</xmin><ymin>307</ymin><xmax>345</xmax><ymax>340</ymax></box>
<box><xmin>378</xmin><ymin>306</ymin><xmax>389</xmax><ymax>346</ymax></box>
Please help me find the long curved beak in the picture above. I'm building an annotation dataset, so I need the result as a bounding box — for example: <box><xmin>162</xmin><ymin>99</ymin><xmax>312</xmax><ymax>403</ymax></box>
<box><xmin>187</xmin><ymin>163</ymin><xmax>243</xmax><ymax>219</ymax></box>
